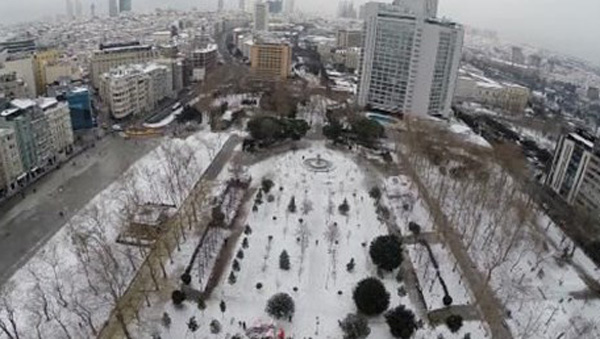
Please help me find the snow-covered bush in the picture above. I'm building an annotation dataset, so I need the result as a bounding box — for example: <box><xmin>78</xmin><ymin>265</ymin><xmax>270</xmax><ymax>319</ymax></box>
<box><xmin>338</xmin><ymin>313</ymin><xmax>371</xmax><ymax>339</ymax></box>
<box><xmin>266</xmin><ymin>293</ymin><xmax>295</xmax><ymax>320</ymax></box>
<box><xmin>280</xmin><ymin>250</ymin><xmax>291</xmax><ymax>270</ymax></box>
<box><xmin>385</xmin><ymin>305</ymin><xmax>417</xmax><ymax>339</ymax></box>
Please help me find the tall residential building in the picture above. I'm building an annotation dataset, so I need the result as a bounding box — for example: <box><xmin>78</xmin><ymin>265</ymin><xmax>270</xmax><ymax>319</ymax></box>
<box><xmin>109</xmin><ymin>0</ymin><xmax>119</xmax><ymax>17</ymax></box>
<box><xmin>33</xmin><ymin>49</ymin><xmax>59</xmax><ymax>96</ymax></box>
<box><xmin>0</xmin><ymin>99</ymin><xmax>52</xmax><ymax>173</ymax></box>
<box><xmin>119</xmin><ymin>0</ymin><xmax>132</xmax><ymax>12</ymax></box>
<box><xmin>337</xmin><ymin>29</ymin><xmax>362</xmax><ymax>48</ymax></box>
<box><xmin>66</xmin><ymin>0</ymin><xmax>74</xmax><ymax>18</ymax></box>
<box><xmin>357</xmin><ymin>1</ymin><xmax>463</xmax><ymax>117</ymax></box>
<box><xmin>254</xmin><ymin>2</ymin><xmax>269</xmax><ymax>31</ymax></box>
<box><xmin>3</xmin><ymin>54</ymin><xmax>37</xmax><ymax>97</ymax></box>
<box><xmin>0</xmin><ymin>70</ymin><xmax>28</xmax><ymax>99</ymax></box>
<box><xmin>74</xmin><ymin>0</ymin><xmax>83</xmax><ymax>17</ymax></box>
<box><xmin>338</xmin><ymin>0</ymin><xmax>357</xmax><ymax>19</ymax></box>
<box><xmin>0</xmin><ymin>128</ymin><xmax>24</xmax><ymax>194</ymax></box>
<box><xmin>250</xmin><ymin>43</ymin><xmax>291</xmax><ymax>80</ymax></box>
<box><xmin>99</xmin><ymin>63</ymin><xmax>173</xmax><ymax>119</ymax></box>
<box><xmin>284</xmin><ymin>0</ymin><xmax>294</xmax><ymax>14</ymax></box>
<box><xmin>90</xmin><ymin>42</ymin><xmax>158</xmax><ymax>88</ymax></box>
<box><xmin>218</xmin><ymin>0</ymin><xmax>224</xmax><ymax>12</ymax></box>
<box><xmin>547</xmin><ymin>131</ymin><xmax>600</xmax><ymax>220</ymax></box>
<box><xmin>187</xmin><ymin>44</ymin><xmax>218</xmax><ymax>82</ymax></box>
<box><xmin>39</xmin><ymin>98</ymin><xmax>74</xmax><ymax>155</ymax></box>
<box><xmin>91</xmin><ymin>3</ymin><xmax>96</xmax><ymax>17</ymax></box>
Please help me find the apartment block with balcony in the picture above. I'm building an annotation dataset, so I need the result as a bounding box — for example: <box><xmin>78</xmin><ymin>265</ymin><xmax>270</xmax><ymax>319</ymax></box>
<box><xmin>0</xmin><ymin>128</ymin><xmax>24</xmax><ymax>194</ymax></box>
<box><xmin>547</xmin><ymin>131</ymin><xmax>600</xmax><ymax>221</ymax></box>
<box><xmin>250</xmin><ymin>43</ymin><xmax>291</xmax><ymax>80</ymax></box>
<box><xmin>90</xmin><ymin>42</ymin><xmax>158</xmax><ymax>89</ymax></box>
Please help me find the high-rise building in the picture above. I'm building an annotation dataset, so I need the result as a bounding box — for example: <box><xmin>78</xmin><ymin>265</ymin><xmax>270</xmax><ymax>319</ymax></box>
<box><xmin>267</xmin><ymin>0</ymin><xmax>283</xmax><ymax>13</ymax></box>
<box><xmin>357</xmin><ymin>1</ymin><xmax>463</xmax><ymax>117</ymax></box>
<box><xmin>338</xmin><ymin>0</ymin><xmax>357</xmax><ymax>19</ymax></box>
<box><xmin>33</xmin><ymin>49</ymin><xmax>59</xmax><ymax>96</ymax></box>
<box><xmin>109</xmin><ymin>0</ymin><xmax>119</xmax><ymax>17</ymax></box>
<box><xmin>254</xmin><ymin>2</ymin><xmax>269</xmax><ymax>31</ymax></box>
<box><xmin>0</xmin><ymin>128</ymin><xmax>24</xmax><ymax>194</ymax></box>
<box><xmin>91</xmin><ymin>3</ymin><xmax>96</xmax><ymax>17</ymax></box>
<box><xmin>239</xmin><ymin>0</ymin><xmax>246</xmax><ymax>12</ymax></box>
<box><xmin>511</xmin><ymin>46</ymin><xmax>525</xmax><ymax>65</ymax></box>
<box><xmin>250</xmin><ymin>43</ymin><xmax>291</xmax><ymax>80</ymax></box>
<box><xmin>3</xmin><ymin>54</ymin><xmax>37</xmax><ymax>98</ymax></box>
<box><xmin>66</xmin><ymin>0</ymin><xmax>74</xmax><ymax>19</ymax></box>
<box><xmin>90</xmin><ymin>42</ymin><xmax>158</xmax><ymax>88</ymax></box>
<box><xmin>119</xmin><ymin>0</ymin><xmax>132</xmax><ymax>12</ymax></box>
<box><xmin>547</xmin><ymin>130</ymin><xmax>600</xmax><ymax>220</ymax></box>
<box><xmin>39</xmin><ymin>98</ymin><xmax>74</xmax><ymax>155</ymax></box>
<box><xmin>218</xmin><ymin>0</ymin><xmax>224</xmax><ymax>12</ymax></box>
<box><xmin>284</xmin><ymin>0</ymin><xmax>294</xmax><ymax>14</ymax></box>
<box><xmin>74</xmin><ymin>0</ymin><xmax>83</xmax><ymax>17</ymax></box>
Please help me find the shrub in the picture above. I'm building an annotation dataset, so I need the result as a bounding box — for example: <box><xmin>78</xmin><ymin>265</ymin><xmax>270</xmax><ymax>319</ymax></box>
<box><xmin>228</xmin><ymin>272</ymin><xmax>237</xmax><ymax>285</ymax></box>
<box><xmin>280</xmin><ymin>250</ymin><xmax>291</xmax><ymax>270</ymax></box>
<box><xmin>197</xmin><ymin>297</ymin><xmax>206</xmax><ymax>311</ymax></box>
<box><xmin>339</xmin><ymin>198</ymin><xmax>350</xmax><ymax>215</ymax></box>
<box><xmin>346</xmin><ymin>258</ymin><xmax>356</xmax><ymax>272</ymax></box>
<box><xmin>408</xmin><ymin>222</ymin><xmax>421</xmax><ymax>236</ymax></box>
<box><xmin>369</xmin><ymin>235</ymin><xmax>403</xmax><ymax>271</ymax></box>
<box><xmin>172</xmin><ymin>290</ymin><xmax>186</xmax><ymax>305</ymax></box>
<box><xmin>267</xmin><ymin>194</ymin><xmax>275</xmax><ymax>202</ymax></box>
<box><xmin>256</xmin><ymin>282</ymin><xmax>263</xmax><ymax>290</ymax></box>
<box><xmin>369</xmin><ymin>186</ymin><xmax>382</xmax><ymax>201</ymax></box>
<box><xmin>288</xmin><ymin>196</ymin><xmax>297</xmax><ymax>213</ymax></box>
<box><xmin>210</xmin><ymin>319</ymin><xmax>222</xmax><ymax>334</ymax></box>
<box><xmin>187</xmin><ymin>316</ymin><xmax>199</xmax><ymax>332</ymax></box>
<box><xmin>446</xmin><ymin>314</ymin><xmax>463</xmax><ymax>333</ymax></box>
<box><xmin>242</xmin><ymin>237</ymin><xmax>249</xmax><ymax>249</ymax></box>
<box><xmin>338</xmin><ymin>313</ymin><xmax>371</xmax><ymax>339</ymax></box>
<box><xmin>255</xmin><ymin>190</ymin><xmax>263</xmax><ymax>205</ymax></box>
<box><xmin>244</xmin><ymin>225</ymin><xmax>252</xmax><ymax>235</ymax></box>
<box><xmin>262</xmin><ymin>178</ymin><xmax>274</xmax><ymax>193</ymax></box>
<box><xmin>161</xmin><ymin>312</ymin><xmax>171</xmax><ymax>328</ymax></box>
<box><xmin>232</xmin><ymin>259</ymin><xmax>241</xmax><ymax>272</ymax></box>
<box><xmin>220</xmin><ymin>300</ymin><xmax>226</xmax><ymax>313</ymax></box>
<box><xmin>181</xmin><ymin>272</ymin><xmax>191</xmax><ymax>285</ymax></box>
<box><xmin>352</xmin><ymin>277</ymin><xmax>390</xmax><ymax>316</ymax></box>
<box><xmin>237</xmin><ymin>250</ymin><xmax>244</xmax><ymax>259</ymax></box>
<box><xmin>385</xmin><ymin>305</ymin><xmax>417</xmax><ymax>338</ymax></box>
<box><xmin>266</xmin><ymin>293</ymin><xmax>295</xmax><ymax>320</ymax></box>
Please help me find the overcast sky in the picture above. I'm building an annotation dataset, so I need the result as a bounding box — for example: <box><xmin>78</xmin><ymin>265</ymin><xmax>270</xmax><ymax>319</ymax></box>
<box><xmin>1</xmin><ymin>0</ymin><xmax>599</xmax><ymax>64</ymax></box>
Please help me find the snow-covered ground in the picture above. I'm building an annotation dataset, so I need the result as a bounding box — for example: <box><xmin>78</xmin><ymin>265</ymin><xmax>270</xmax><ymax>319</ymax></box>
<box><xmin>402</xmin><ymin>133</ymin><xmax>600</xmax><ymax>339</ymax></box>
<box><xmin>0</xmin><ymin>131</ymin><xmax>232</xmax><ymax>339</ymax></box>
<box><xmin>138</xmin><ymin>142</ymin><xmax>486</xmax><ymax>339</ymax></box>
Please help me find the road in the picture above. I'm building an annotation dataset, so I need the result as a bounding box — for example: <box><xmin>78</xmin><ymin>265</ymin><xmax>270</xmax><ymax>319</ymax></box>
<box><xmin>0</xmin><ymin>135</ymin><xmax>159</xmax><ymax>286</ymax></box>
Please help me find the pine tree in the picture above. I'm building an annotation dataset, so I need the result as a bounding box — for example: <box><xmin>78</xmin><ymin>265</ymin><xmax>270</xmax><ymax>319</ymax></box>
<box><xmin>220</xmin><ymin>300</ymin><xmax>227</xmax><ymax>313</ymax></box>
<box><xmin>187</xmin><ymin>316</ymin><xmax>199</xmax><ymax>332</ymax></box>
<box><xmin>228</xmin><ymin>272</ymin><xmax>237</xmax><ymax>284</ymax></box>
<box><xmin>232</xmin><ymin>259</ymin><xmax>241</xmax><ymax>272</ymax></box>
<box><xmin>339</xmin><ymin>198</ymin><xmax>350</xmax><ymax>215</ymax></box>
<box><xmin>242</xmin><ymin>237</ymin><xmax>249</xmax><ymax>249</ymax></box>
<box><xmin>288</xmin><ymin>196</ymin><xmax>297</xmax><ymax>213</ymax></box>
<box><xmin>279</xmin><ymin>250</ymin><xmax>291</xmax><ymax>270</ymax></box>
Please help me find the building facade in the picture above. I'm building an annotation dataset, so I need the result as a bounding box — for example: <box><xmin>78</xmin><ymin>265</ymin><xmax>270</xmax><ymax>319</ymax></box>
<box><xmin>547</xmin><ymin>131</ymin><xmax>600</xmax><ymax>220</ymax></box>
<box><xmin>3</xmin><ymin>54</ymin><xmax>37</xmax><ymax>97</ymax></box>
<box><xmin>336</xmin><ymin>29</ymin><xmax>362</xmax><ymax>48</ymax></box>
<box><xmin>455</xmin><ymin>70</ymin><xmax>530</xmax><ymax>113</ymax></box>
<box><xmin>0</xmin><ymin>128</ymin><xmax>24</xmax><ymax>194</ymax></box>
<box><xmin>250</xmin><ymin>43</ymin><xmax>291</xmax><ymax>80</ymax></box>
<box><xmin>357</xmin><ymin>1</ymin><xmax>463</xmax><ymax>117</ymax></box>
<box><xmin>109</xmin><ymin>0</ymin><xmax>119</xmax><ymax>16</ymax></box>
<box><xmin>254</xmin><ymin>2</ymin><xmax>269</xmax><ymax>31</ymax></box>
<box><xmin>0</xmin><ymin>70</ymin><xmax>28</xmax><ymax>99</ymax></box>
<box><xmin>119</xmin><ymin>0</ymin><xmax>132</xmax><ymax>12</ymax></box>
<box><xmin>39</xmin><ymin>98</ymin><xmax>74</xmax><ymax>155</ymax></box>
<box><xmin>33</xmin><ymin>49</ymin><xmax>59</xmax><ymax>96</ymax></box>
<box><xmin>90</xmin><ymin>42</ymin><xmax>158</xmax><ymax>88</ymax></box>
<box><xmin>99</xmin><ymin>63</ymin><xmax>173</xmax><ymax>119</ymax></box>
<box><xmin>66</xmin><ymin>88</ymin><xmax>95</xmax><ymax>130</ymax></box>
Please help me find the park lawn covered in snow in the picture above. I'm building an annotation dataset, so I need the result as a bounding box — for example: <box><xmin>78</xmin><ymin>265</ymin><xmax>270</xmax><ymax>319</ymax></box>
<box><xmin>0</xmin><ymin>131</ymin><xmax>232</xmax><ymax>339</ymax></box>
<box><xmin>145</xmin><ymin>142</ymin><xmax>486</xmax><ymax>339</ymax></box>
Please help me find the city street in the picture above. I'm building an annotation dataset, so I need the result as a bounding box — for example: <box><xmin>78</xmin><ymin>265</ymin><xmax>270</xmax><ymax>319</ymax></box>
<box><xmin>0</xmin><ymin>134</ymin><xmax>159</xmax><ymax>286</ymax></box>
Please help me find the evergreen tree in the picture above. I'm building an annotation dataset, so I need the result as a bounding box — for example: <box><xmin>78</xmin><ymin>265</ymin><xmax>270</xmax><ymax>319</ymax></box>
<box><xmin>352</xmin><ymin>277</ymin><xmax>390</xmax><ymax>316</ymax></box>
<box><xmin>369</xmin><ymin>235</ymin><xmax>403</xmax><ymax>271</ymax></box>
<box><xmin>338</xmin><ymin>313</ymin><xmax>371</xmax><ymax>339</ymax></box>
<box><xmin>232</xmin><ymin>259</ymin><xmax>241</xmax><ymax>272</ymax></box>
<box><xmin>220</xmin><ymin>300</ymin><xmax>227</xmax><ymax>313</ymax></box>
<box><xmin>187</xmin><ymin>317</ymin><xmax>199</xmax><ymax>332</ymax></box>
<box><xmin>385</xmin><ymin>305</ymin><xmax>417</xmax><ymax>339</ymax></box>
<box><xmin>279</xmin><ymin>250</ymin><xmax>291</xmax><ymax>270</ymax></box>
<box><xmin>446</xmin><ymin>314</ymin><xmax>463</xmax><ymax>333</ymax></box>
<box><xmin>288</xmin><ymin>196</ymin><xmax>297</xmax><ymax>213</ymax></box>
<box><xmin>228</xmin><ymin>272</ymin><xmax>237</xmax><ymax>284</ymax></box>
<box><xmin>266</xmin><ymin>293</ymin><xmax>295</xmax><ymax>320</ymax></box>
<box><xmin>161</xmin><ymin>312</ymin><xmax>171</xmax><ymax>328</ymax></box>
<box><xmin>339</xmin><ymin>198</ymin><xmax>350</xmax><ymax>215</ymax></box>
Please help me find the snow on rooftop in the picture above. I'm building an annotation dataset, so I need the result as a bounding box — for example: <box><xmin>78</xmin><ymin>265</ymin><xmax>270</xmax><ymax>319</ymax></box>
<box><xmin>10</xmin><ymin>98</ymin><xmax>35</xmax><ymax>110</ymax></box>
<box><xmin>38</xmin><ymin>97</ymin><xmax>58</xmax><ymax>110</ymax></box>
<box><xmin>570</xmin><ymin>132</ymin><xmax>595</xmax><ymax>148</ymax></box>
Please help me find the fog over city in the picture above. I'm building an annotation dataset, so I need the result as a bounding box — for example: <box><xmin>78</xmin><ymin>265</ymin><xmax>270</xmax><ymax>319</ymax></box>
<box><xmin>1</xmin><ymin>0</ymin><xmax>599</xmax><ymax>63</ymax></box>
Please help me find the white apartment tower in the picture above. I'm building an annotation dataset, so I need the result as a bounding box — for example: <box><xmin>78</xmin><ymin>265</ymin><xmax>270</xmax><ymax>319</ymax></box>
<box><xmin>254</xmin><ymin>2</ymin><xmax>269</xmax><ymax>31</ymax></box>
<box><xmin>109</xmin><ymin>0</ymin><xmax>119</xmax><ymax>17</ymax></box>
<box><xmin>357</xmin><ymin>0</ymin><xmax>463</xmax><ymax>117</ymax></box>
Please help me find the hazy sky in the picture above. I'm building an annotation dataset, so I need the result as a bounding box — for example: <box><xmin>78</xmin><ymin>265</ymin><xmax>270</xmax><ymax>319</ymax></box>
<box><xmin>1</xmin><ymin>0</ymin><xmax>599</xmax><ymax>64</ymax></box>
